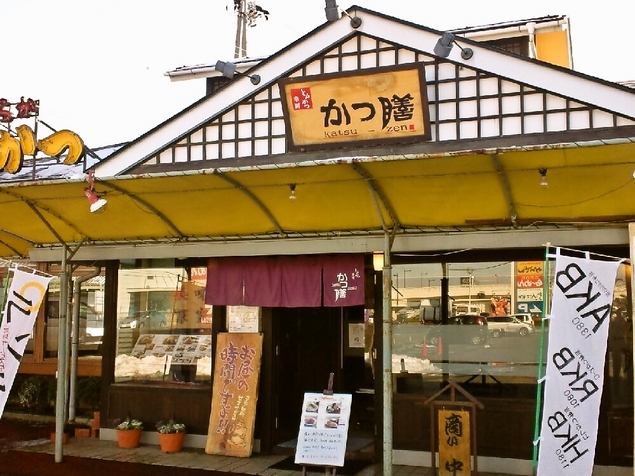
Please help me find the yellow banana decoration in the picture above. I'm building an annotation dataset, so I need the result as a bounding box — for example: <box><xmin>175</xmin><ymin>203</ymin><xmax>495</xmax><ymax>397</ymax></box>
<box><xmin>37</xmin><ymin>129</ymin><xmax>85</xmax><ymax>165</ymax></box>
<box><xmin>0</xmin><ymin>131</ymin><xmax>24</xmax><ymax>174</ymax></box>
<box><xmin>15</xmin><ymin>124</ymin><xmax>36</xmax><ymax>155</ymax></box>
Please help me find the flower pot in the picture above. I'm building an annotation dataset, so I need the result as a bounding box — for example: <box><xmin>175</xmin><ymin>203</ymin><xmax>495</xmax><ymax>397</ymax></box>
<box><xmin>117</xmin><ymin>429</ymin><xmax>142</xmax><ymax>449</ymax></box>
<box><xmin>50</xmin><ymin>432</ymin><xmax>69</xmax><ymax>444</ymax></box>
<box><xmin>158</xmin><ymin>432</ymin><xmax>185</xmax><ymax>453</ymax></box>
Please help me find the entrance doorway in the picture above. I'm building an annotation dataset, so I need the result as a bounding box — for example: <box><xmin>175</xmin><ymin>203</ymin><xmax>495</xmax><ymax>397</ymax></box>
<box><xmin>271</xmin><ymin>307</ymin><xmax>343</xmax><ymax>445</ymax></box>
<box><xmin>270</xmin><ymin>306</ymin><xmax>373</xmax><ymax>447</ymax></box>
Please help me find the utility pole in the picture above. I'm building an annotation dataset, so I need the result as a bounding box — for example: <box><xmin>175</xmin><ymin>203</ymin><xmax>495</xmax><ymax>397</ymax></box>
<box><xmin>234</xmin><ymin>0</ymin><xmax>247</xmax><ymax>58</ymax></box>
<box><xmin>231</xmin><ymin>0</ymin><xmax>270</xmax><ymax>59</ymax></box>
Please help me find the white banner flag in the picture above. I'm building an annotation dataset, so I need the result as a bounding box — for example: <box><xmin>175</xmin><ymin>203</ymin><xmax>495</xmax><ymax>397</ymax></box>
<box><xmin>537</xmin><ymin>251</ymin><xmax>621</xmax><ymax>476</ymax></box>
<box><xmin>0</xmin><ymin>268</ymin><xmax>52</xmax><ymax>418</ymax></box>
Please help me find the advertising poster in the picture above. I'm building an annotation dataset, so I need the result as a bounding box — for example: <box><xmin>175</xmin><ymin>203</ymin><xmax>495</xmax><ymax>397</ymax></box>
<box><xmin>294</xmin><ymin>392</ymin><xmax>353</xmax><ymax>467</ymax></box>
<box><xmin>206</xmin><ymin>333</ymin><xmax>263</xmax><ymax>457</ymax></box>
<box><xmin>228</xmin><ymin>306</ymin><xmax>260</xmax><ymax>333</ymax></box>
<box><xmin>515</xmin><ymin>261</ymin><xmax>545</xmax><ymax>315</ymax></box>
<box><xmin>438</xmin><ymin>409</ymin><xmax>471</xmax><ymax>476</ymax></box>
<box><xmin>537</xmin><ymin>251</ymin><xmax>620</xmax><ymax>475</ymax></box>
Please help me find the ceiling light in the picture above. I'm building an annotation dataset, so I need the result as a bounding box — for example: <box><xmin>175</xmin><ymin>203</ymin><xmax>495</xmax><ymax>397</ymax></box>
<box><xmin>289</xmin><ymin>184</ymin><xmax>297</xmax><ymax>200</ymax></box>
<box><xmin>434</xmin><ymin>32</ymin><xmax>473</xmax><ymax>60</ymax></box>
<box><xmin>373</xmin><ymin>251</ymin><xmax>384</xmax><ymax>271</ymax></box>
<box><xmin>539</xmin><ymin>168</ymin><xmax>548</xmax><ymax>188</ymax></box>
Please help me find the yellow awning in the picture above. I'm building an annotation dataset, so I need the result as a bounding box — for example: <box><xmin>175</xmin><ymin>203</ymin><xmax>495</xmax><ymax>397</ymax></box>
<box><xmin>1</xmin><ymin>141</ymin><xmax>635</xmax><ymax>258</ymax></box>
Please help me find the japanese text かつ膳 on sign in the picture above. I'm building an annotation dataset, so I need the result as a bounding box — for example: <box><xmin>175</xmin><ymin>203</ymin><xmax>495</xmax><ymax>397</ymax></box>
<box><xmin>438</xmin><ymin>409</ymin><xmax>471</xmax><ymax>476</ymax></box>
<box><xmin>278</xmin><ymin>64</ymin><xmax>431</xmax><ymax>152</ymax></box>
<box><xmin>206</xmin><ymin>333</ymin><xmax>263</xmax><ymax>458</ymax></box>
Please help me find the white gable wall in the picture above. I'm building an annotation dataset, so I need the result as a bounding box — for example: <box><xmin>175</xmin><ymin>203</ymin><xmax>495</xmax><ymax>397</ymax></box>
<box><xmin>95</xmin><ymin>8</ymin><xmax>635</xmax><ymax>177</ymax></box>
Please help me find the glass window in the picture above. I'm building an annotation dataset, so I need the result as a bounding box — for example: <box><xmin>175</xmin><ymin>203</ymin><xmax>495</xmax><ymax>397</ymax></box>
<box><xmin>390</xmin><ymin>260</ymin><xmax>632</xmax><ymax>403</ymax></box>
<box><xmin>391</xmin><ymin>262</ymin><xmax>539</xmax><ymax>395</ymax></box>
<box><xmin>44</xmin><ymin>269</ymin><xmax>105</xmax><ymax>358</ymax></box>
<box><xmin>115</xmin><ymin>262</ymin><xmax>212</xmax><ymax>385</ymax></box>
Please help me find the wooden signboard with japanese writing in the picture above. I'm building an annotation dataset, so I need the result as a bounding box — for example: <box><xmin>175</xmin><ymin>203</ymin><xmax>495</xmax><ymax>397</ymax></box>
<box><xmin>294</xmin><ymin>392</ymin><xmax>353</xmax><ymax>468</ymax></box>
<box><xmin>438</xmin><ymin>409</ymin><xmax>471</xmax><ymax>476</ymax></box>
<box><xmin>205</xmin><ymin>333</ymin><xmax>263</xmax><ymax>457</ymax></box>
<box><xmin>278</xmin><ymin>63</ymin><xmax>431</xmax><ymax>152</ymax></box>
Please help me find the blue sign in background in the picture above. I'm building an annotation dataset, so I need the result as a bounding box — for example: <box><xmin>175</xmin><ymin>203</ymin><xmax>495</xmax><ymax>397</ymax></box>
<box><xmin>516</xmin><ymin>301</ymin><xmax>543</xmax><ymax>314</ymax></box>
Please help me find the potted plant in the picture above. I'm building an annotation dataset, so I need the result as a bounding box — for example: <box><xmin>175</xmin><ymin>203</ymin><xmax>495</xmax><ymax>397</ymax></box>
<box><xmin>156</xmin><ymin>419</ymin><xmax>186</xmax><ymax>453</ymax></box>
<box><xmin>114</xmin><ymin>417</ymin><xmax>143</xmax><ymax>449</ymax></box>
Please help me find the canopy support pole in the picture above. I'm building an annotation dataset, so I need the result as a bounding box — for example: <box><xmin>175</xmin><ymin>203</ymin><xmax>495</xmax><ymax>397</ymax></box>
<box><xmin>381</xmin><ymin>231</ymin><xmax>393</xmax><ymax>475</ymax></box>
<box><xmin>629</xmin><ymin>223</ymin><xmax>635</xmax><ymax>466</ymax></box>
<box><xmin>68</xmin><ymin>265</ymin><xmax>101</xmax><ymax>422</ymax></box>
<box><xmin>54</xmin><ymin>247</ymin><xmax>69</xmax><ymax>463</ymax></box>
<box><xmin>54</xmin><ymin>242</ymin><xmax>83</xmax><ymax>463</ymax></box>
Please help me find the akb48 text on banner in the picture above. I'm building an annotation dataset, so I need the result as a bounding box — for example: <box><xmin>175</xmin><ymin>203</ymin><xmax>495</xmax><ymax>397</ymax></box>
<box><xmin>537</xmin><ymin>251</ymin><xmax>620</xmax><ymax>476</ymax></box>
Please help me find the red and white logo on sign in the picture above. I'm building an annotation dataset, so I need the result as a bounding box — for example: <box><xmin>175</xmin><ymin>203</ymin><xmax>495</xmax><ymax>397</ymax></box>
<box><xmin>290</xmin><ymin>88</ymin><xmax>313</xmax><ymax>110</ymax></box>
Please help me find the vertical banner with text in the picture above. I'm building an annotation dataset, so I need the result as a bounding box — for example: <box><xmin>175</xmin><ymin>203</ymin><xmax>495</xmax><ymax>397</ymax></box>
<box><xmin>537</xmin><ymin>251</ymin><xmax>620</xmax><ymax>475</ymax></box>
<box><xmin>0</xmin><ymin>268</ymin><xmax>52</xmax><ymax>417</ymax></box>
<box><xmin>206</xmin><ymin>333</ymin><xmax>263</xmax><ymax>457</ymax></box>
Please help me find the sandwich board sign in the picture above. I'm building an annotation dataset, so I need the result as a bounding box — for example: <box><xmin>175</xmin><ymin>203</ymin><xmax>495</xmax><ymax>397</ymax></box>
<box><xmin>294</xmin><ymin>392</ymin><xmax>353</xmax><ymax>468</ymax></box>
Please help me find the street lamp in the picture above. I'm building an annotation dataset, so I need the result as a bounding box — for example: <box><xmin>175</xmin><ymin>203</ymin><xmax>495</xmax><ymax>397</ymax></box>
<box><xmin>467</xmin><ymin>268</ymin><xmax>474</xmax><ymax>308</ymax></box>
<box><xmin>403</xmin><ymin>269</ymin><xmax>411</xmax><ymax>289</ymax></box>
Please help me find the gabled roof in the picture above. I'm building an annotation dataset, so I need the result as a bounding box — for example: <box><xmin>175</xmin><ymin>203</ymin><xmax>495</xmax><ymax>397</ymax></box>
<box><xmin>95</xmin><ymin>5</ymin><xmax>635</xmax><ymax>177</ymax></box>
<box><xmin>451</xmin><ymin>14</ymin><xmax>566</xmax><ymax>35</ymax></box>
<box><xmin>2</xmin><ymin>5</ymin><xmax>635</xmax><ymax>260</ymax></box>
<box><xmin>0</xmin><ymin>143</ymin><xmax>123</xmax><ymax>183</ymax></box>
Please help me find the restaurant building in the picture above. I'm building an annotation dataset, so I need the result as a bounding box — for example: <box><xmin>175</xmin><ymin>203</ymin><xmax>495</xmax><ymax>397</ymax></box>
<box><xmin>2</xmin><ymin>6</ymin><xmax>634</xmax><ymax>474</ymax></box>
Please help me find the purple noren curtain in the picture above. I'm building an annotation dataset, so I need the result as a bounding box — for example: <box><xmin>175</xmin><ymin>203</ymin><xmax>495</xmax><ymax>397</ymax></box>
<box><xmin>281</xmin><ymin>255</ymin><xmax>322</xmax><ymax>307</ymax></box>
<box><xmin>205</xmin><ymin>254</ymin><xmax>365</xmax><ymax>307</ymax></box>
<box><xmin>205</xmin><ymin>257</ymin><xmax>244</xmax><ymax>305</ymax></box>
<box><xmin>322</xmin><ymin>254</ymin><xmax>365</xmax><ymax>307</ymax></box>
<box><xmin>243</xmin><ymin>256</ymin><xmax>282</xmax><ymax>306</ymax></box>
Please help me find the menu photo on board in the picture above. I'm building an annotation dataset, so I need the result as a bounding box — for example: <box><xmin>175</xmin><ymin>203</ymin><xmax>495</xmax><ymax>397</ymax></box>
<box><xmin>131</xmin><ymin>334</ymin><xmax>212</xmax><ymax>363</ymax></box>
<box><xmin>294</xmin><ymin>392</ymin><xmax>352</xmax><ymax>468</ymax></box>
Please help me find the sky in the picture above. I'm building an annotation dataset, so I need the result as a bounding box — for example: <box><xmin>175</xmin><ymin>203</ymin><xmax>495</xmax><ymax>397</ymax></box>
<box><xmin>2</xmin><ymin>0</ymin><xmax>633</xmax><ymax>149</ymax></box>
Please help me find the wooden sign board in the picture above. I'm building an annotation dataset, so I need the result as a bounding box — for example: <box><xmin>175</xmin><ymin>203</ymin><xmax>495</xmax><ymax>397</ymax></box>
<box><xmin>279</xmin><ymin>63</ymin><xmax>431</xmax><ymax>152</ymax></box>
<box><xmin>438</xmin><ymin>409</ymin><xmax>471</xmax><ymax>476</ymax></box>
<box><xmin>205</xmin><ymin>333</ymin><xmax>263</xmax><ymax>457</ymax></box>
<box><xmin>294</xmin><ymin>392</ymin><xmax>353</xmax><ymax>468</ymax></box>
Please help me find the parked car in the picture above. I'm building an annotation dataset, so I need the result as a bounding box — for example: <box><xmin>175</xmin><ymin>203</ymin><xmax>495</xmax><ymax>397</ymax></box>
<box><xmin>509</xmin><ymin>313</ymin><xmax>534</xmax><ymax>326</ymax></box>
<box><xmin>44</xmin><ymin>301</ymin><xmax>103</xmax><ymax>354</ymax></box>
<box><xmin>118</xmin><ymin>310</ymin><xmax>168</xmax><ymax>329</ymax></box>
<box><xmin>488</xmin><ymin>315</ymin><xmax>534</xmax><ymax>337</ymax></box>
<box><xmin>426</xmin><ymin>314</ymin><xmax>489</xmax><ymax>345</ymax></box>
<box><xmin>394</xmin><ymin>308</ymin><xmax>421</xmax><ymax>324</ymax></box>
